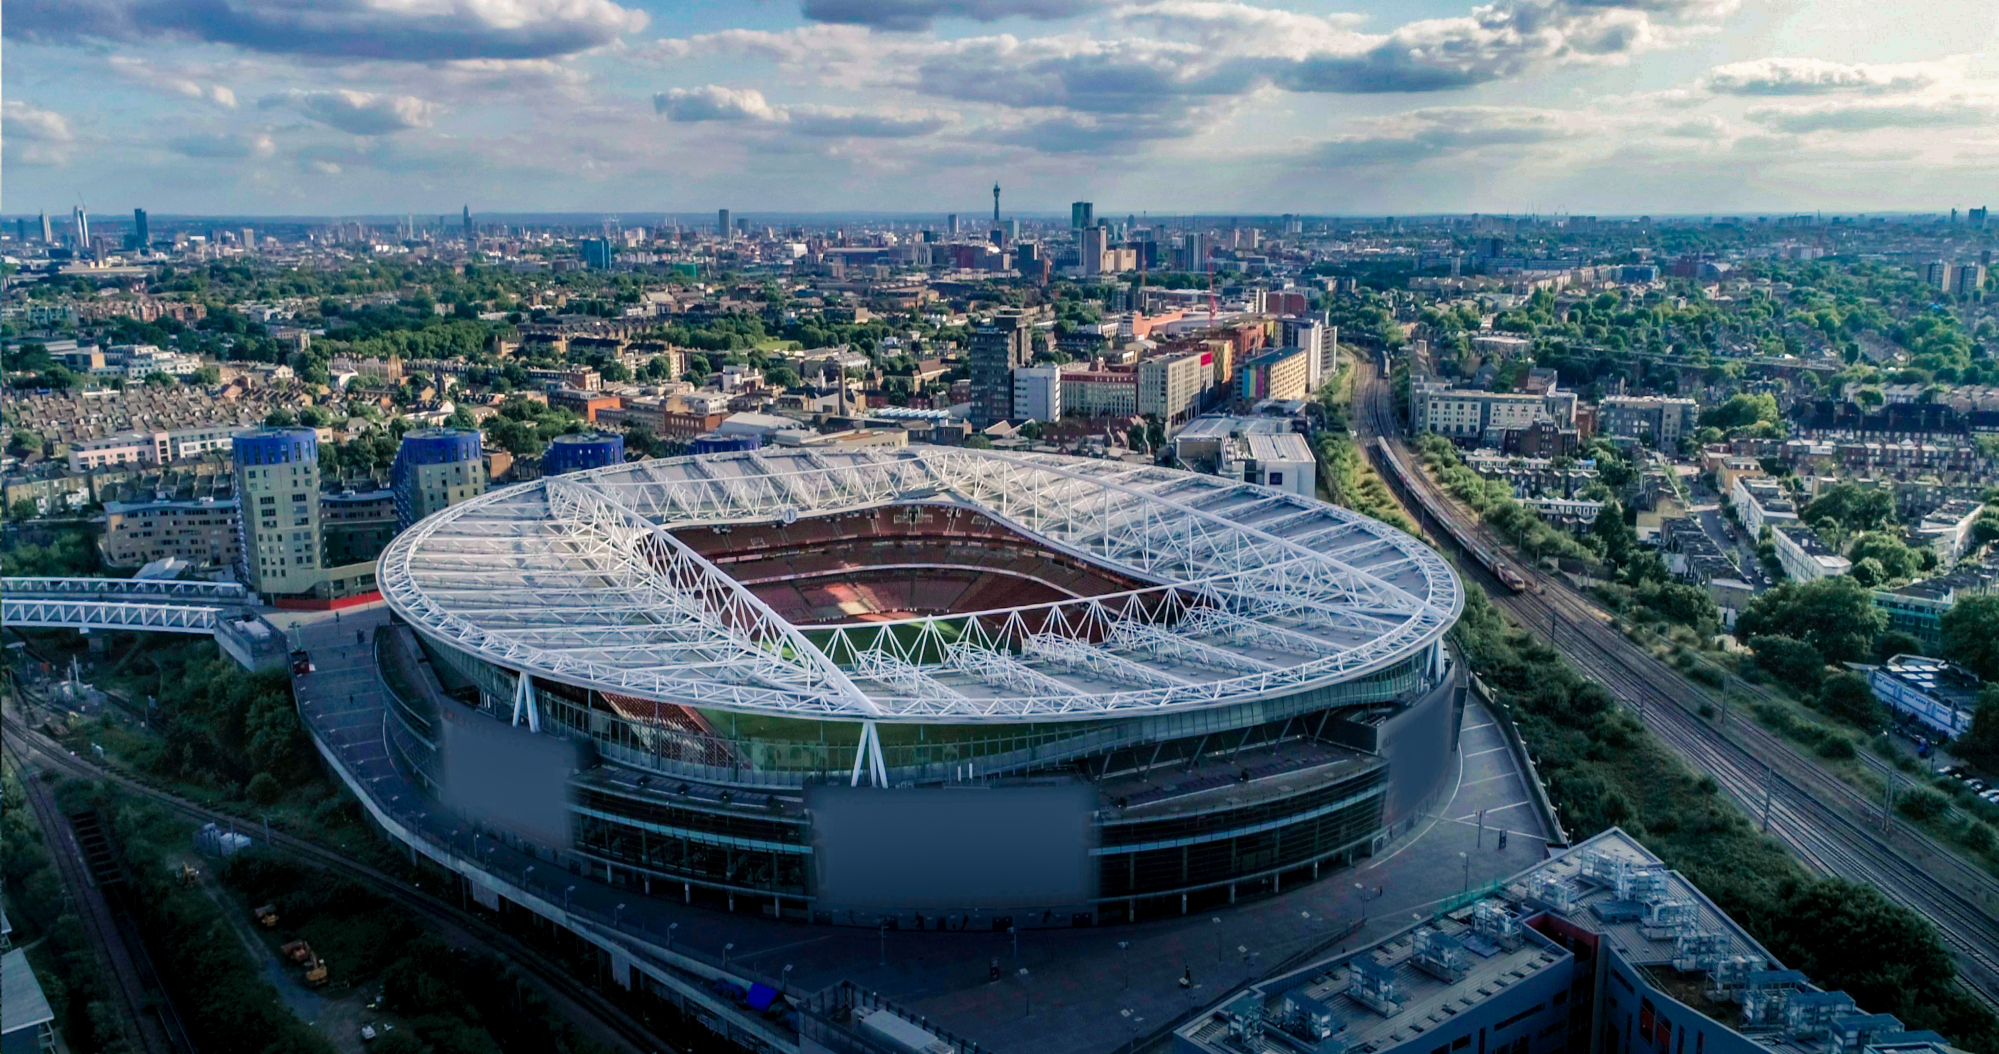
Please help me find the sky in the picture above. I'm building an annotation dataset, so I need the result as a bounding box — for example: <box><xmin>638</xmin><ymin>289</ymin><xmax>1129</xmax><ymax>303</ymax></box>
<box><xmin>3</xmin><ymin>0</ymin><xmax>1997</xmax><ymax>218</ymax></box>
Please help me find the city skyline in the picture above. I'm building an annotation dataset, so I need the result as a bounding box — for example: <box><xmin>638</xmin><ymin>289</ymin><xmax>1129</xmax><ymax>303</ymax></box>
<box><xmin>4</xmin><ymin>0</ymin><xmax>1996</xmax><ymax>217</ymax></box>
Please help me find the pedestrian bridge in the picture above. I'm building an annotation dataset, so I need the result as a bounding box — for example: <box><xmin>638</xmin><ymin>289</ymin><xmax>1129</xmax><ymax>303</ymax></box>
<box><xmin>2</xmin><ymin>577</ymin><xmax>248</xmax><ymax>635</ymax></box>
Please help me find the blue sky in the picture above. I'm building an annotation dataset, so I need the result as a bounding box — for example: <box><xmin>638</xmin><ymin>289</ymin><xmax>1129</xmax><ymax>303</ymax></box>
<box><xmin>4</xmin><ymin>0</ymin><xmax>1995</xmax><ymax>217</ymax></box>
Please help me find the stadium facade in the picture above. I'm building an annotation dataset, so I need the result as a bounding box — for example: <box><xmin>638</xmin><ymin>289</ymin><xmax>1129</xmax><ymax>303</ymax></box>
<box><xmin>374</xmin><ymin>446</ymin><xmax>1465</xmax><ymax>926</ymax></box>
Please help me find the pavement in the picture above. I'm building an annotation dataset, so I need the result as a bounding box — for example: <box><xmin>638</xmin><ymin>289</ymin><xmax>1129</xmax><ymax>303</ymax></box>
<box><xmin>273</xmin><ymin>603</ymin><xmax>1554</xmax><ymax>1054</ymax></box>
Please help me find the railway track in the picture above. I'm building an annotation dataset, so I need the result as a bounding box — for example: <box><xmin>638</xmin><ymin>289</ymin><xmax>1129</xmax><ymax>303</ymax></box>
<box><xmin>5</xmin><ymin>730</ymin><xmax>178</xmax><ymax>1054</ymax></box>
<box><xmin>1345</xmin><ymin>356</ymin><xmax>1999</xmax><ymax>1013</ymax></box>
<box><xmin>1</xmin><ymin>697</ymin><xmax>682</xmax><ymax>1054</ymax></box>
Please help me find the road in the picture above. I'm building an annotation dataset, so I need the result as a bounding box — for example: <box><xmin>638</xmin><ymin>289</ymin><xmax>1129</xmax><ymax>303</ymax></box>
<box><xmin>1</xmin><ymin>691</ymin><xmax>680</xmax><ymax>1054</ymax></box>
<box><xmin>1347</xmin><ymin>355</ymin><xmax>1999</xmax><ymax>1013</ymax></box>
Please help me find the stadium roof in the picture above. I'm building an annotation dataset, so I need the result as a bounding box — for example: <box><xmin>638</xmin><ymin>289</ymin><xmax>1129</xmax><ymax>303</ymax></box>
<box><xmin>379</xmin><ymin>447</ymin><xmax>1461</xmax><ymax>723</ymax></box>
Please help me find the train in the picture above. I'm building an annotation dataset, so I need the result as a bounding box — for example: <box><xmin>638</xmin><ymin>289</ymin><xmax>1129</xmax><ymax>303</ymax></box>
<box><xmin>1369</xmin><ymin>438</ymin><xmax>1536</xmax><ymax>595</ymax></box>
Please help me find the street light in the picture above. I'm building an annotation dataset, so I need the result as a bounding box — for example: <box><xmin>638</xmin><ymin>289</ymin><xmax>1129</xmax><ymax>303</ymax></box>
<box><xmin>724</xmin><ymin>942</ymin><xmax>735</xmax><ymax>969</ymax></box>
<box><xmin>1118</xmin><ymin>939</ymin><xmax>1132</xmax><ymax>989</ymax></box>
<box><xmin>781</xmin><ymin>964</ymin><xmax>794</xmax><ymax>991</ymax></box>
<box><xmin>666</xmin><ymin>922</ymin><xmax>678</xmax><ymax>951</ymax></box>
<box><xmin>614</xmin><ymin>902</ymin><xmax>627</xmax><ymax>929</ymax></box>
<box><xmin>1017</xmin><ymin>967</ymin><xmax>1032</xmax><ymax>1018</ymax></box>
<box><xmin>523</xmin><ymin>864</ymin><xmax>534</xmax><ymax>890</ymax></box>
<box><xmin>1213</xmin><ymin>917</ymin><xmax>1224</xmax><ymax>968</ymax></box>
<box><xmin>1459</xmin><ymin>851</ymin><xmax>1469</xmax><ymax>892</ymax></box>
<box><xmin>564</xmin><ymin>884</ymin><xmax>576</xmax><ymax>913</ymax></box>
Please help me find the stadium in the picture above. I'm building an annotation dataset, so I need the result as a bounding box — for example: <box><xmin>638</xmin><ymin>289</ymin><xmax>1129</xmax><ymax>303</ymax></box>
<box><xmin>374</xmin><ymin>446</ymin><xmax>1465</xmax><ymax>928</ymax></box>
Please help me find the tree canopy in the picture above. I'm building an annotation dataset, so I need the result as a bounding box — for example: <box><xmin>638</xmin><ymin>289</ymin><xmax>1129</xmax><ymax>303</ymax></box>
<box><xmin>1734</xmin><ymin>576</ymin><xmax>1886</xmax><ymax>664</ymax></box>
<box><xmin>1942</xmin><ymin>594</ymin><xmax>1999</xmax><ymax>682</ymax></box>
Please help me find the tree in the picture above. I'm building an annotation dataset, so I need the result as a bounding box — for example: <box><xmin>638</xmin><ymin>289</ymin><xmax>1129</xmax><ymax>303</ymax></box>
<box><xmin>1699</xmin><ymin>392</ymin><xmax>1780</xmax><ymax>433</ymax></box>
<box><xmin>9</xmin><ymin>430</ymin><xmax>43</xmax><ymax>455</ymax></box>
<box><xmin>264</xmin><ymin>408</ymin><xmax>297</xmax><ymax>427</ymax></box>
<box><xmin>1734</xmin><ymin>577</ymin><xmax>1886</xmax><ymax>664</ymax></box>
<box><xmin>1943</xmin><ymin>594</ymin><xmax>1999</xmax><ymax>682</ymax></box>
<box><xmin>1590</xmin><ymin>500</ymin><xmax>1637</xmax><ymax>564</ymax></box>
<box><xmin>9</xmin><ymin>497</ymin><xmax>37</xmax><ymax>522</ymax></box>
<box><xmin>193</xmin><ymin>364</ymin><xmax>221</xmax><ymax>385</ymax></box>
<box><xmin>1816</xmin><ymin>671</ymin><xmax>1887</xmax><ymax>728</ymax></box>
<box><xmin>1749</xmin><ymin>635</ymin><xmax>1828</xmax><ymax>690</ymax></box>
<box><xmin>1874</xmin><ymin>630</ymin><xmax>1924</xmax><ymax>662</ymax></box>
<box><xmin>1800</xmin><ymin>483</ymin><xmax>1896</xmax><ymax>536</ymax></box>
<box><xmin>1956</xmin><ymin>687</ymin><xmax>1999</xmax><ymax>769</ymax></box>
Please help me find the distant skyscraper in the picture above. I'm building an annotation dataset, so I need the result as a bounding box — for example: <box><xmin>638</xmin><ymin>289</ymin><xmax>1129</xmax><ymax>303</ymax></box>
<box><xmin>947</xmin><ymin>213</ymin><xmax>959</xmax><ymax>235</ymax></box>
<box><xmin>133</xmin><ymin>208</ymin><xmax>149</xmax><ymax>248</ymax></box>
<box><xmin>72</xmin><ymin>206</ymin><xmax>89</xmax><ymax>249</ymax></box>
<box><xmin>38</xmin><ymin>212</ymin><xmax>51</xmax><ymax>243</ymax></box>
<box><xmin>242</xmin><ymin>227</ymin><xmax>257</xmax><ymax>251</ymax></box>
<box><xmin>581</xmin><ymin>238</ymin><xmax>612</xmax><ymax>269</ymax></box>
<box><xmin>1071</xmin><ymin>202</ymin><xmax>1093</xmax><ymax>229</ymax></box>
<box><xmin>718</xmin><ymin>208</ymin><xmax>732</xmax><ymax>241</ymax></box>
<box><xmin>1081</xmin><ymin>225</ymin><xmax>1108</xmax><ymax>275</ymax></box>
<box><xmin>462</xmin><ymin>204</ymin><xmax>472</xmax><ymax>234</ymax></box>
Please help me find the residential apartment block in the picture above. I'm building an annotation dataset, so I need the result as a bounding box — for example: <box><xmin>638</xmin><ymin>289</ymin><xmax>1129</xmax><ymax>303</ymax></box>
<box><xmin>1410</xmin><ymin>379</ymin><xmax>1577</xmax><ymax>444</ymax></box>
<box><xmin>1598</xmin><ymin>396</ymin><xmax>1698</xmax><ymax>449</ymax></box>
<box><xmin>100</xmin><ymin>497</ymin><xmax>241</xmax><ymax>569</ymax></box>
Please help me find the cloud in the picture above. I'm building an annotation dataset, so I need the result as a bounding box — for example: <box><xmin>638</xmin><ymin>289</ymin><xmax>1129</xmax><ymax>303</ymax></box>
<box><xmin>2</xmin><ymin>100</ymin><xmax>77</xmax><ymax>165</ymax></box>
<box><xmin>259</xmin><ymin>89</ymin><xmax>439</xmax><ymax>135</ymax></box>
<box><xmin>653</xmin><ymin>86</ymin><xmax>782</xmax><ymax>122</ymax></box>
<box><xmin>798</xmin><ymin>0</ymin><xmax>1108</xmax><ymax>31</ymax></box>
<box><xmin>167</xmin><ymin>131</ymin><xmax>276</xmax><ymax>158</ymax></box>
<box><xmin>1657</xmin><ymin>115</ymin><xmax>1729</xmax><ymax>138</ymax></box>
<box><xmin>1705</xmin><ymin>57</ymin><xmax>1948</xmax><ymax>96</ymax></box>
<box><xmin>654</xmin><ymin>85</ymin><xmax>953</xmax><ymax>138</ymax></box>
<box><xmin>107</xmin><ymin>55</ymin><xmax>237</xmax><ymax>107</ymax></box>
<box><xmin>309</xmin><ymin>160</ymin><xmax>343</xmax><ymax>175</ymax></box>
<box><xmin>1746</xmin><ymin>94</ymin><xmax>1999</xmax><ymax>133</ymax></box>
<box><xmin>1310</xmin><ymin>106</ymin><xmax>1585</xmax><ymax>165</ymax></box>
<box><xmin>788</xmin><ymin>106</ymin><xmax>954</xmax><ymax>137</ymax></box>
<box><xmin>5</xmin><ymin>0</ymin><xmax>647</xmax><ymax>61</ymax></box>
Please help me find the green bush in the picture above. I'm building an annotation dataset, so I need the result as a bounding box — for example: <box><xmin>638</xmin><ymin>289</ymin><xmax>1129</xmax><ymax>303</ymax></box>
<box><xmin>1963</xmin><ymin>820</ymin><xmax>1997</xmax><ymax>854</ymax></box>
<box><xmin>1898</xmin><ymin>787</ymin><xmax>1950</xmax><ymax>823</ymax></box>
<box><xmin>1816</xmin><ymin>736</ymin><xmax>1857</xmax><ymax>760</ymax></box>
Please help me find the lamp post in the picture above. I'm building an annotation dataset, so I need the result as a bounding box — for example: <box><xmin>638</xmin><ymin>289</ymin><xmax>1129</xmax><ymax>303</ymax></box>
<box><xmin>564</xmin><ymin>884</ymin><xmax>575</xmax><ymax>913</ymax></box>
<box><xmin>724</xmin><ymin>942</ymin><xmax>735</xmax><ymax>969</ymax></box>
<box><xmin>523</xmin><ymin>864</ymin><xmax>534</xmax><ymax>891</ymax></box>
<box><xmin>1213</xmin><ymin>917</ymin><xmax>1224</xmax><ymax>968</ymax></box>
<box><xmin>1118</xmin><ymin>939</ymin><xmax>1132</xmax><ymax>990</ymax></box>
<box><xmin>614</xmin><ymin>902</ymin><xmax>627</xmax><ymax>929</ymax></box>
<box><xmin>1018</xmin><ymin>968</ymin><xmax>1032</xmax><ymax>1018</ymax></box>
<box><xmin>666</xmin><ymin>922</ymin><xmax>678</xmax><ymax>952</ymax></box>
<box><xmin>1459</xmin><ymin>851</ymin><xmax>1469</xmax><ymax>892</ymax></box>
<box><xmin>781</xmin><ymin>964</ymin><xmax>794</xmax><ymax>992</ymax></box>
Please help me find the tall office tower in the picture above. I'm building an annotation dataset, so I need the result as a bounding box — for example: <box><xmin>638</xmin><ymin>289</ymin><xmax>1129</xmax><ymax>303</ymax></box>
<box><xmin>242</xmin><ymin>227</ymin><xmax>257</xmax><ymax>250</ymax></box>
<box><xmin>581</xmin><ymin>238</ymin><xmax>612</xmax><ymax>269</ymax></box>
<box><xmin>992</xmin><ymin>182</ymin><xmax>1001</xmax><ymax>225</ymax></box>
<box><xmin>14</xmin><ymin>219</ymin><xmax>25</xmax><ymax>244</ymax></box>
<box><xmin>1184</xmin><ymin>232</ymin><xmax>1207</xmax><ymax>272</ymax></box>
<box><xmin>1081</xmin><ymin>225</ymin><xmax>1108</xmax><ymax>276</ymax></box>
<box><xmin>72</xmin><ymin>206</ymin><xmax>89</xmax><ymax>248</ymax></box>
<box><xmin>39</xmin><ymin>212</ymin><xmax>51</xmax><ymax>243</ymax></box>
<box><xmin>718</xmin><ymin>208</ymin><xmax>732</xmax><ymax>241</ymax></box>
<box><xmin>233</xmin><ymin>429</ymin><xmax>325</xmax><ymax>600</ymax></box>
<box><xmin>133</xmin><ymin>208</ymin><xmax>149</xmax><ymax>248</ymax></box>
<box><xmin>1008</xmin><ymin>218</ymin><xmax>1019</xmax><ymax>242</ymax></box>
<box><xmin>392</xmin><ymin>428</ymin><xmax>486</xmax><ymax>533</ymax></box>
<box><xmin>463</xmin><ymin>204</ymin><xmax>472</xmax><ymax>234</ymax></box>
<box><xmin>1926</xmin><ymin>260</ymin><xmax>1951</xmax><ymax>290</ymax></box>
<box><xmin>947</xmin><ymin>213</ymin><xmax>959</xmax><ymax>235</ymax></box>
<box><xmin>968</xmin><ymin>309</ymin><xmax>1031</xmax><ymax>429</ymax></box>
<box><xmin>1071</xmin><ymin>202</ymin><xmax>1093</xmax><ymax>229</ymax></box>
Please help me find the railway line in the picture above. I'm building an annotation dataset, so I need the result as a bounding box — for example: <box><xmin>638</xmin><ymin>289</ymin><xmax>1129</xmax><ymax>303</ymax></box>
<box><xmin>1346</xmin><ymin>355</ymin><xmax>1999</xmax><ymax>1013</ymax></box>
<box><xmin>1</xmin><ymin>690</ymin><xmax>682</xmax><ymax>1054</ymax></box>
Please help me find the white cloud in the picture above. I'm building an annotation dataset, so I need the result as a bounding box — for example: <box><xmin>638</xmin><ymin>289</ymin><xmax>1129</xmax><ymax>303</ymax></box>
<box><xmin>2</xmin><ymin>100</ymin><xmax>78</xmax><ymax>165</ymax></box>
<box><xmin>7</xmin><ymin>0</ymin><xmax>647</xmax><ymax>61</ymax></box>
<box><xmin>1705</xmin><ymin>57</ymin><xmax>1950</xmax><ymax>96</ymax></box>
<box><xmin>1310</xmin><ymin>106</ymin><xmax>1588</xmax><ymax>165</ymax></box>
<box><xmin>1746</xmin><ymin>93</ymin><xmax>1999</xmax><ymax>133</ymax></box>
<box><xmin>797</xmin><ymin>0</ymin><xmax>1108</xmax><ymax>31</ymax></box>
<box><xmin>108</xmin><ymin>56</ymin><xmax>238</xmax><ymax>107</ymax></box>
<box><xmin>653</xmin><ymin>86</ymin><xmax>783</xmax><ymax>122</ymax></box>
<box><xmin>259</xmin><ymin>89</ymin><xmax>439</xmax><ymax>135</ymax></box>
<box><xmin>167</xmin><ymin>131</ymin><xmax>276</xmax><ymax>158</ymax></box>
<box><xmin>653</xmin><ymin>85</ymin><xmax>953</xmax><ymax>139</ymax></box>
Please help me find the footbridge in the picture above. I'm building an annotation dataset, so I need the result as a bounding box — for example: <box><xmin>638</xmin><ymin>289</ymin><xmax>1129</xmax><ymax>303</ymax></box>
<box><xmin>2</xmin><ymin>577</ymin><xmax>249</xmax><ymax>635</ymax></box>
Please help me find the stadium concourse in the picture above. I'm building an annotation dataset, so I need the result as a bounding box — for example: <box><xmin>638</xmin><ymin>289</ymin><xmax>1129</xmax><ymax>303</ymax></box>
<box><xmin>279</xmin><ymin>446</ymin><xmax>1556</xmax><ymax>1051</ymax></box>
